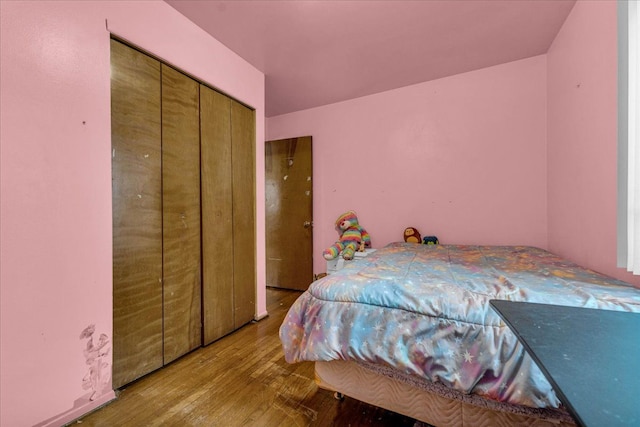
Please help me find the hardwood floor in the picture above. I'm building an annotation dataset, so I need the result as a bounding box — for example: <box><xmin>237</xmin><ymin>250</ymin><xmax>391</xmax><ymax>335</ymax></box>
<box><xmin>76</xmin><ymin>288</ymin><xmax>418</xmax><ymax>426</ymax></box>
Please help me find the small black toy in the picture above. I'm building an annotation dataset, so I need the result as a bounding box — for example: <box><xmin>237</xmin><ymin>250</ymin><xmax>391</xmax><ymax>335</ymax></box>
<box><xmin>423</xmin><ymin>236</ymin><xmax>439</xmax><ymax>245</ymax></box>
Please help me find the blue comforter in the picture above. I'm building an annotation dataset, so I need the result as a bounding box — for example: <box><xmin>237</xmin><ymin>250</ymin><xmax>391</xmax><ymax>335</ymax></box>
<box><xmin>279</xmin><ymin>243</ymin><xmax>640</xmax><ymax>408</ymax></box>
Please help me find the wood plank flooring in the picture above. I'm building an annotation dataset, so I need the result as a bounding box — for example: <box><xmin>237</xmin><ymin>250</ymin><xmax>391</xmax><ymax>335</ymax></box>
<box><xmin>76</xmin><ymin>288</ymin><xmax>418</xmax><ymax>427</ymax></box>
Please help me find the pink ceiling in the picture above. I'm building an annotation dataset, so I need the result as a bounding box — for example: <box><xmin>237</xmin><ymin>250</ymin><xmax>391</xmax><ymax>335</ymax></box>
<box><xmin>165</xmin><ymin>0</ymin><xmax>576</xmax><ymax>117</ymax></box>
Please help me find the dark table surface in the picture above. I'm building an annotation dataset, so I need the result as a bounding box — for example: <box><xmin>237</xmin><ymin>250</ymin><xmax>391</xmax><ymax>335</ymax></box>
<box><xmin>490</xmin><ymin>300</ymin><xmax>640</xmax><ymax>427</ymax></box>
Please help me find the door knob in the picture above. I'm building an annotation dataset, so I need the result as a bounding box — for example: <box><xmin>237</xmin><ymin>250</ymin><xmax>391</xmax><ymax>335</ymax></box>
<box><xmin>303</xmin><ymin>221</ymin><xmax>312</xmax><ymax>228</ymax></box>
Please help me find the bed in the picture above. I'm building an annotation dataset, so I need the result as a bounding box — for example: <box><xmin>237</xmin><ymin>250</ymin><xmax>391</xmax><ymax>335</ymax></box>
<box><xmin>279</xmin><ymin>242</ymin><xmax>640</xmax><ymax>426</ymax></box>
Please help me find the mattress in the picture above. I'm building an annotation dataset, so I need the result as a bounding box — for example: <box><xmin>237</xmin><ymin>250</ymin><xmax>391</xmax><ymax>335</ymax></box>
<box><xmin>280</xmin><ymin>243</ymin><xmax>640</xmax><ymax>409</ymax></box>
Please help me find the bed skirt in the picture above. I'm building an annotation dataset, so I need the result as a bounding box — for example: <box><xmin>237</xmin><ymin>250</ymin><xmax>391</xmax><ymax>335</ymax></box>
<box><xmin>314</xmin><ymin>360</ymin><xmax>576</xmax><ymax>427</ymax></box>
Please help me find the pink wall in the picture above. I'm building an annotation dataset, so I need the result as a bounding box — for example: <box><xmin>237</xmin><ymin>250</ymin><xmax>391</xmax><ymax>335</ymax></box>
<box><xmin>268</xmin><ymin>56</ymin><xmax>548</xmax><ymax>275</ymax></box>
<box><xmin>0</xmin><ymin>1</ymin><xmax>266</xmax><ymax>426</ymax></box>
<box><xmin>547</xmin><ymin>0</ymin><xmax>640</xmax><ymax>286</ymax></box>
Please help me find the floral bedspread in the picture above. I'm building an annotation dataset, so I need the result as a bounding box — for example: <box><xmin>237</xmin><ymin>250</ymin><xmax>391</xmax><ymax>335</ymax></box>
<box><xmin>279</xmin><ymin>242</ymin><xmax>640</xmax><ymax>409</ymax></box>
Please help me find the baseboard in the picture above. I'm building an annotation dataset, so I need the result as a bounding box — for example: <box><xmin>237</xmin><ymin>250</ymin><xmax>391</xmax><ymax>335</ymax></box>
<box><xmin>34</xmin><ymin>390</ymin><xmax>116</xmax><ymax>427</ymax></box>
<box><xmin>254</xmin><ymin>310</ymin><xmax>269</xmax><ymax>321</ymax></box>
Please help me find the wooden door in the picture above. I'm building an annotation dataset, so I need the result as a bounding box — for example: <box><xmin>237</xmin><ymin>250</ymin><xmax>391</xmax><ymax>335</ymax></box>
<box><xmin>231</xmin><ymin>100</ymin><xmax>256</xmax><ymax>328</ymax></box>
<box><xmin>161</xmin><ymin>64</ymin><xmax>202</xmax><ymax>364</ymax></box>
<box><xmin>200</xmin><ymin>85</ymin><xmax>234</xmax><ymax>344</ymax></box>
<box><xmin>111</xmin><ymin>39</ymin><xmax>163</xmax><ymax>388</ymax></box>
<box><xmin>265</xmin><ymin>137</ymin><xmax>313</xmax><ymax>291</ymax></box>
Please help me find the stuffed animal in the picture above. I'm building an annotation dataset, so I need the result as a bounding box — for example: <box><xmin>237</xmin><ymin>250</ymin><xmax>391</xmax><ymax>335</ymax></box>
<box><xmin>423</xmin><ymin>235</ymin><xmax>440</xmax><ymax>245</ymax></box>
<box><xmin>403</xmin><ymin>227</ymin><xmax>421</xmax><ymax>243</ymax></box>
<box><xmin>323</xmin><ymin>211</ymin><xmax>371</xmax><ymax>260</ymax></box>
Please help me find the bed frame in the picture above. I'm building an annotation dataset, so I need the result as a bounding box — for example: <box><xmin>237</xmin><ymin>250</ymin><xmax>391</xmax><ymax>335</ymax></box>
<box><xmin>315</xmin><ymin>360</ymin><xmax>576</xmax><ymax>427</ymax></box>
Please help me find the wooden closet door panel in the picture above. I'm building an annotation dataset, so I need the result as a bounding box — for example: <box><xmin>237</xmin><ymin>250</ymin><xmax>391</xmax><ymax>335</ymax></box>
<box><xmin>200</xmin><ymin>86</ymin><xmax>234</xmax><ymax>344</ymax></box>
<box><xmin>231</xmin><ymin>100</ymin><xmax>256</xmax><ymax>328</ymax></box>
<box><xmin>111</xmin><ymin>39</ymin><xmax>163</xmax><ymax>388</ymax></box>
<box><xmin>161</xmin><ymin>64</ymin><xmax>202</xmax><ymax>364</ymax></box>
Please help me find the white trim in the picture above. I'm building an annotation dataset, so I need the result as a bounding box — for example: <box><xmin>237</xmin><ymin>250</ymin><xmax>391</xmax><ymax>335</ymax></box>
<box><xmin>618</xmin><ymin>0</ymin><xmax>630</xmax><ymax>268</ymax></box>
<box><xmin>618</xmin><ymin>0</ymin><xmax>640</xmax><ymax>274</ymax></box>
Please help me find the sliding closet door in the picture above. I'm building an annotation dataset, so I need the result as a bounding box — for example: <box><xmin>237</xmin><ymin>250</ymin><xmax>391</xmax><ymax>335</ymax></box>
<box><xmin>231</xmin><ymin>100</ymin><xmax>256</xmax><ymax>327</ymax></box>
<box><xmin>200</xmin><ymin>86</ymin><xmax>234</xmax><ymax>344</ymax></box>
<box><xmin>161</xmin><ymin>65</ymin><xmax>202</xmax><ymax>364</ymax></box>
<box><xmin>111</xmin><ymin>39</ymin><xmax>163</xmax><ymax>388</ymax></box>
